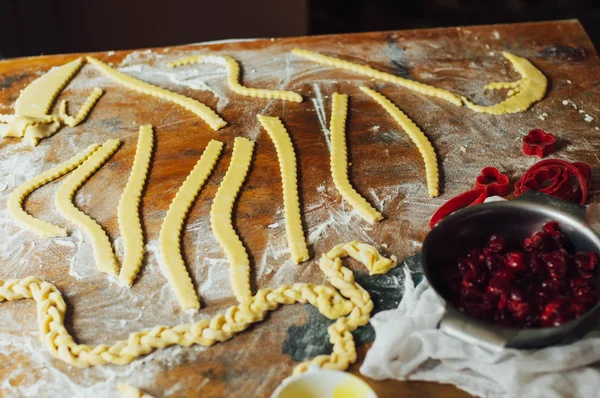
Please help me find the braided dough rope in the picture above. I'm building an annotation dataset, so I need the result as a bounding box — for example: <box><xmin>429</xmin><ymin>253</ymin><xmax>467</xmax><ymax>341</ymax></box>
<box><xmin>56</xmin><ymin>139</ymin><xmax>121</xmax><ymax>275</ymax></box>
<box><xmin>0</xmin><ymin>241</ymin><xmax>387</xmax><ymax>372</ymax></box>
<box><xmin>293</xmin><ymin>252</ymin><xmax>374</xmax><ymax>374</ymax></box>
<box><xmin>158</xmin><ymin>140</ymin><xmax>224</xmax><ymax>310</ymax></box>
<box><xmin>168</xmin><ymin>55</ymin><xmax>303</xmax><ymax>103</ymax></box>
<box><xmin>86</xmin><ymin>56</ymin><xmax>226</xmax><ymax>131</ymax></box>
<box><xmin>359</xmin><ymin>87</ymin><xmax>439</xmax><ymax>198</ymax></box>
<box><xmin>329</xmin><ymin>93</ymin><xmax>383</xmax><ymax>223</ymax></box>
<box><xmin>257</xmin><ymin>115</ymin><xmax>309</xmax><ymax>264</ymax></box>
<box><xmin>291</xmin><ymin>48</ymin><xmax>462</xmax><ymax>106</ymax></box>
<box><xmin>118</xmin><ymin>126</ymin><xmax>155</xmax><ymax>287</ymax></box>
<box><xmin>462</xmin><ymin>52</ymin><xmax>547</xmax><ymax>114</ymax></box>
<box><xmin>7</xmin><ymin>144</ymin><xmax>101</xmax><ymax>238</ymax></box>
<box><xmin>210</xmin><ymin>137</ymin><xmax>254</xmax><ymax>303</ymax></box>
<box><xmin>59</xmin><ymin>88</ymin><xmax>104</xmax><ymax>127</ymax></box>
<box><xmin>326</xmin><ymin>240</ymin><xmax>397</xmax><ymax>275</ymax></box>
<box><xmin>118</xmin><ymin>383</ymin><xmax>155</xmax><ymax>398</ymax></box>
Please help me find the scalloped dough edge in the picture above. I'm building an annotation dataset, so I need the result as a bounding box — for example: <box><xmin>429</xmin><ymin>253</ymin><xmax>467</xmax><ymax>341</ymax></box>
<box><xmin>86</xmin><ymin>56</ymin><xmax>226</xmax><ymax>130</ymax></box>
<box><xmin>291</xmin><ymin>48</ymin><xmax>462</xmax><ymax>106</ymax></box>
<box><xmin>210</xmin><ymin>137</ymin><xmax>254</xmax><ymax>303</ymax></box>
<box><xmin>169</xmin><ymin>55</ymin><xmax>302</xmax><ymax>102</ymax></box>
<box><xmin>329</xmin><ymin>93</ymin><xmax>383</xmax><ymax>223</ymax></box>
<box><xmin>257</xmin><ymin>114</ymin><xmax>309</xmax><ymax>263</ymax></box>
<box><xmin>55</xmin><ymin>139</ymin><xmax>121</xmax><ymax>275</ymax></box>
<box><xmin>7</xmin><ymin>144</ymin><xmax>101</xmax><ymax>237</ymax></box>
<box><xmin>158</xmin><ymin>139</ymin><xmax>224</xmax><ymax>310</ymax></box>
<box><xmin>118</xmin><ymin>126</ymin><xmax>155</xmax><ymax>287</ymax></box>
<box><xmin>360</xmin><ymin>86</ymin><xmax>439</xmax><ymax>198</ymax></box>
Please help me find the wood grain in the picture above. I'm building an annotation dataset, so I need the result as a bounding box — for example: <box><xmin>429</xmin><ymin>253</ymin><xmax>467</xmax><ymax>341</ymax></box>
<box><xmin>1</xmin><ymin>20</ymin><xmax>599</xmax><ymax>398</ymax></box>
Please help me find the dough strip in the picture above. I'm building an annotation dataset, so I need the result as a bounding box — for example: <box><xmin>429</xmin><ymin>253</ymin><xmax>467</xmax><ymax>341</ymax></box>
<box><xmin>55</xmin><ymin>139</ymin><xmax>121</xmax><ymax>275</ymax></box>
<box><xmin>360</xmin><ymin>86</ymin><xmax>439</xmax><ymax>198</ymax></box>
<box><xmin>118</xmin><ymin>126</ymin><xmax>155</xmax><ymax>287</ymax></box>
<box><xmin>257</xmin><ymin>114</ymin><xmax>309</xmax><ymax>263</ymax></box>
<box><xmin>7</xmin><ymin>144</ymin><xmax>101</xmax><ymax>237</ymax></box>
<box><xmin>87</xmin><ymin>56</ymin><xmax>226</xmax><ymax>130</ymax></box>
<box><xmin>158</xmin><ymin>139</ymin><xmax>224</xmax><ymax>310</ymax></box>
<box><xmin>210</xmin><ymin>137</ymin><xmax>254</xmax><ymax>303</ymax></box>
<box><xmin>329</xmin><ymin>93</ymin><xmax>383</xmax><ymax>223</ymax></box>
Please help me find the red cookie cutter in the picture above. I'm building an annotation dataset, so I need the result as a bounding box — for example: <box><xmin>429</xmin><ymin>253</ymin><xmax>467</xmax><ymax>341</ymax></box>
<box><xmin>515</xmin><ymin>159</ymin><xmax>591</xmax><ymax>205</ymax></box>
<box><xmin>523</xmin><ymin>129</ymin><xmax>556</xmax><ymax>158</ymax></box>
<box><xmin>475</xmin><ymin>166</ymin><xmax>510</xmax><ymax>196</ymax></box>
<box><xmin>430</xmin><ymin>167</ymin><xmax>510</xmax><ymax>228</ymax></box>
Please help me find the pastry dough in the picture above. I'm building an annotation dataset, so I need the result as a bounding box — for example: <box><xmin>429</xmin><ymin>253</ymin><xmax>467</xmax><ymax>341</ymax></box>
<box><xmin>257</xmin><ymin>115</ymin><xmax>309</xmax><ymax>264</ymax></box>
<box><xmin>210</xmin><ymin>137</ymin><xmax>254</xmax><ymax>303</ymax></box>
<box><xmin>0</xmin><ymin>114</ymin><xmax>53</xmax><ymax>137</ymax></box>
<box><xmin>293</xmin><ymin>251</ymin><xmax>374</xmax><ymax>374</ymax></box>
<box><xmin>5</xmin><ymin>58</ymin><xmax>82</xmax><ymax>145</ymax></box>
<box><xmin>1</xmin><ymin>58</ymin><xmax>101</xmax><ymax>145</ymax></box>
<box><xmin>15</xmin><ymin>58</ymin><xmax>84</xmax><ymax>118</ymax></box>
<box><xmin>55</xmin><ymin>139</ymin><xmax>121</xmax><ymax>275</ymax></box>
<box><xmin>118</xmin><ymin>126</ymin><xmax>154</xmax><ymax>287</ymax></box>
<box><xmin>0</xmin><ymin>115</ymin><xmax>62</xmax><ymax>146</ymax></box>
<box><xmin>329</xmin><ymin>93</ymin><xmax>383</xmax><ymax>223</ymax></box>
<box><xmin>326</xmin><ymin>240</ymin><xmax>396</xmax><ymax>275</ymax></box>
<box><xmin>291</xmin><ymin>48</ymin><xmax>462</xmax><ymax>106</ymax></box>
<box><xmin>359</xmin><ymin>86</ymin><xmax>439</xmax><ymax>198</ymax></box>
<box><xmin>118</xmin><ymin>383</ymin><xmax>155</xmax><ymax>398</ymax></box>
<box><xmin>22</xmin><ymin>119</ymin><xmax>62</xmax><ymax>146</ymax></box>
<box><xmin>158</xmin><ymin>140</ymin><xmax>224</xmax><ymax>310</ymax></box>
<box><xmin>168</xmin><ymin>55</ymin><xmax>302</xmax><ymax>102</ymax></box>
<box><xmin>7</xmin><ymin>144</ymin><xmax>101</xmax><ymax>238</ymax></box>
<box><xmin>462</xmin><ymin>52</ymin><xmax>547</xmax><ymax>114</ymax></box>
<box><xmin>0</xmin><ymin>241</ymin><xmax>384</xmax><ymax>374</ymax></box>
<box><xmin>59</xmin><ymin>88</ymin><xmax>104</xmax><ymax>127</ymax></box>
<box><xmin>86</xmin><ymin>56</ymin><xmax>226</xmax><ymax>130</ymax></box>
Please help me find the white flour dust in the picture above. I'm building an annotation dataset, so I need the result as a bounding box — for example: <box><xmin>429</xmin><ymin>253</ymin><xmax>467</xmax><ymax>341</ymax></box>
<box><xmin>311</xmin><ymin>83</ymin><xmax>331</xmax><ymax>149</ymax></box>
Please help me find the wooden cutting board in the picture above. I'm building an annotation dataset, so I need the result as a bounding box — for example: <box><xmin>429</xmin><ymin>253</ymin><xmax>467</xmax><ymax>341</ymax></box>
<box><xmin>1</xmin><ymin>19</ymin><xmax>599</xmax><ymax>398</ymax></box>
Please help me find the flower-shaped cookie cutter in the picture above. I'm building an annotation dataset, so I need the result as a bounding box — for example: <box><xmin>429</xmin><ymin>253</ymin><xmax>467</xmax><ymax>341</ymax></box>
<box><xmin>522</xmin><ymin>129</ymin><xmax>556</xmax><ymax>158</ymax></box>
<box><xmin>475</xmin><ymin>166</ymin><xmax>510</xmax><ymax>196</ymax></box>
<box><xmin>430</xmin><ymin>167</ymin><xmax>510</xmax><ymax>228</ymax></box>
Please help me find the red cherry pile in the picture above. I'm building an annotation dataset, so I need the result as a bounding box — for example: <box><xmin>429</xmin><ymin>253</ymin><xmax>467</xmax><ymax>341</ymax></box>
<box><xmin>445</xmin><ymin>222</ymin><xmax>599</xmax><ymax>328</ymax></box>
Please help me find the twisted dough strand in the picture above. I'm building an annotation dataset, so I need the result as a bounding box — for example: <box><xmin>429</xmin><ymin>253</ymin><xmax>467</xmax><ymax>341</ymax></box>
<box><xmin>168</xmin><ymin>55</ymin><xmax>302</xmax><ymax>102</ymax></box>
<box><xmin>0</xmin><ymin>241</ymin><xmax>385</xmax><ymax>373</ymax></box>
<box><xmin>294</xmin><ymin>253</ymin><xmax>374</xmax><ymax>374</ymax></box>
<box><xmin>327</xmin><ymin>240</ymin><xmax>397</xmax><ymax>275</ymax></box>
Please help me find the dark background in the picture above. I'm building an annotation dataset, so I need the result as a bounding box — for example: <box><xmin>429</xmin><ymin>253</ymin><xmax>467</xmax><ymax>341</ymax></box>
<box><xmin>1</xmin><ymin>0</ymin><xmax>600</xmax><ymax>58</ymax></box>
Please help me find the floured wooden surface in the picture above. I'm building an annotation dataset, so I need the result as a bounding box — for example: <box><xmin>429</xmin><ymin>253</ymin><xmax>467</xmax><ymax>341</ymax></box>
<box><xmin>1</xmin><ymin>20</ymin><xmax>600</xmax><ymax>398</ymax></box>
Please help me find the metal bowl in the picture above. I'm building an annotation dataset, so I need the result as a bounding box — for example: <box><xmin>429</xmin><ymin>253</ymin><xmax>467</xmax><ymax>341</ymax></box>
<box><xmin>422</xmin><ymin>195</ymin><xmax>600</xmax><ymax>350</ymax></box>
